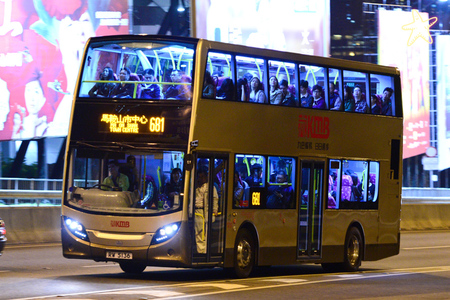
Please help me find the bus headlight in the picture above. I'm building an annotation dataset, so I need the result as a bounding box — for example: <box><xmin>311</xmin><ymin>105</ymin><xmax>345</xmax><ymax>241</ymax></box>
<box><xmin>64</xmin><ymin>216</ymin><xmax>90</xmax><ymax>242</ymax></box>
<box><xmin>151</xmin><ymin>222</ymin><xmax>181</xmax><ymax>245</ymax></box>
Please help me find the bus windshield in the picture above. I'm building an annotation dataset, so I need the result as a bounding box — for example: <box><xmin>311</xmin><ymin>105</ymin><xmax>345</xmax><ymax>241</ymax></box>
<box><xmin>66</xmin><ymin>149</ymin><xmax>185</xmax><ymax>215</ymax></box>
<box><xmin>78</xmin><ymin>38</ymin><xmax>195</xmax><ymax>100</ymax></box>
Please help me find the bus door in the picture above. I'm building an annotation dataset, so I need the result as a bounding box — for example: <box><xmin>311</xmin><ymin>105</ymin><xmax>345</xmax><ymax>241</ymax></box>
<box><xmin>298</xmin><ymin>161</ymin><xmax>324</xmax><ymax>259</ymax></box>
<box><xmin>192</xmin><ymin>154</ymin><xmax>227</xmax><ymax>263</ymax></box>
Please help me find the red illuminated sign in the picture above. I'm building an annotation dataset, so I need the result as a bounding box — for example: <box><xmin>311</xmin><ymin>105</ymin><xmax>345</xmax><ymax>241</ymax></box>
<box><xmin>298</xmin><ymin>115</ymin><xmax>329</xmax><ymax>139</ymax></box>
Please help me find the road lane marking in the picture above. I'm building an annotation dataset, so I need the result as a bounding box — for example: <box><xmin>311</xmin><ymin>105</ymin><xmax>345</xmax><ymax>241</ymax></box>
<box><xmin>104</xmin><ymin>289</ymin><xmax>184</xmax><ymax>297</ymax></box>
<box><xmin>263</xmin><ymin>278</ymin><xmax>308</xmax><ymax>283</ymax></box>
<box><xmin>82</xmin><ymin>263</ymin><xmax>119</xmax><ymax>268</ymax></box>
<box><xmin>13</xmin><ymin>266</ymin><xmax>450</xmax><ymax>300</ymax></box>
<box><xmin>187</xmin><ymin>283</ymin><xmax>248</xmax><ymax>290</ymax></box>
<box><xmin>402</xmin><ymin>245</ymin><xmax>450</xmax><ymax>250</ymax></box>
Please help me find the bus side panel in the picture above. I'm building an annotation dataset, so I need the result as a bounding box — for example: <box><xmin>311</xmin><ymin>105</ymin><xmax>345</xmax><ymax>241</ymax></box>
<box><xmin>370</xmin><ymin>139</ymin><xmax>402</xmax><ymax>260</ymax></box>
<box><xmin>224</xmin><ymin>210</ymin><xmax>299</xmax><ymax>267</ymax></box>
<box><xmin>322</xmin><ymin>210</ymin><xmax>379</xmax><ymax>262</ymax></box>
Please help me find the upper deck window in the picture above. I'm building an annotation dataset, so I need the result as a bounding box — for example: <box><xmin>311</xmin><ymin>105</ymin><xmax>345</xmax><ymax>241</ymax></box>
<box><xmin>268</xmin><ymin>60</ymin><xmax>297</xmax><ymax>107</ymax></box>
<box><xmin>78</xmin><ymin>39</ymin><xmax>195</xmax><ymax>100</ymax></box>
<box><xmin>343</xmin><ymin>70</ymin><xmax>369</xmax><ymax>113</ymax></box>
<box><xmin>299</xmin><ymin>64</ymin><xmax>326</xmax><ymax>109</ymax></box>
<box><xmin>236</xmin><ymin>56</ymin><xmax>267</xmax><ymax>104</ymax></box>
<box><xmin>369</xmin><ymin>74</ymin><xmax>396</xmax><ymax>116</ymax></box>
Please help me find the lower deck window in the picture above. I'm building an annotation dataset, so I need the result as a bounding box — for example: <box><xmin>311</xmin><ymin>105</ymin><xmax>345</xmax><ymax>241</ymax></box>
<box><xmin>234</xmin><ymin>154</ymin><xmax>296</xmax><ymax>209</ymax></box>
<box><xmin>328</xmin><ymin>159</ymin><xmax>379</xmax><ymax>210</ymax></box>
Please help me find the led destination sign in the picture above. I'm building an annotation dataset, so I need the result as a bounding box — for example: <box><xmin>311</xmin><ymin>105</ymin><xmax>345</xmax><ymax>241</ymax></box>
<box><xmin>70</xmin><ymin>103</ymin><xmax>191</xmax><ymax>143</ymax></box>
<box><xmin>100</xmin><ymin>114</ymin><xmax>165</xmax><ymax>134</ymax></box>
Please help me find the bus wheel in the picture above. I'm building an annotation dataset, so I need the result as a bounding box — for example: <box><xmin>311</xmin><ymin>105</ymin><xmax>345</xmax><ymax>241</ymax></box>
<box><xmin>234</xmin><ymin>228</ymin><xmax>255</xmax><ymax>278</ymax></box>
<box><xmin>343</xmin><ymin>227</ymin><xmax>362</xmax><ymax>272</ymax></box>
<box><xmin>119</xmin><ymin>262</ymin><xmax>146</xmax><ymax>274</ymax></box>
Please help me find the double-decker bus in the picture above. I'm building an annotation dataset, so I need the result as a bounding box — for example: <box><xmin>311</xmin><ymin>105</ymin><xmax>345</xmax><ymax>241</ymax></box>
<box><xmin>61</xmin><ymin>35</ymin><xmax>402</xmax><ymax>278</ymax></box>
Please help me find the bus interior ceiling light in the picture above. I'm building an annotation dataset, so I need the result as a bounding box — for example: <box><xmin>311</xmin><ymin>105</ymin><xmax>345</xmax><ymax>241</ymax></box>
<box><xmin>177</xmin><ymin>0</ymin><xmax>185</xmax><ymax>12</ymax></box>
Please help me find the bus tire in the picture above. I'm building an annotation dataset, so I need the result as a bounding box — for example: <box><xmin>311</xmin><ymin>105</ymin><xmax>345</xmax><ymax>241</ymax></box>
<box><xmin>234</xmin><ymin>228</ymin><xmax>255</xmax><ymax>278</ymax></box>
<box><xmin>343</xmin><ymin>227</ymin><xmax>363</xmax><ymax>272</ymax></box>
<box><xmin>119</xmin><ymin>262</ymin><xmax>146</xmax><ymax>274</ymax></box>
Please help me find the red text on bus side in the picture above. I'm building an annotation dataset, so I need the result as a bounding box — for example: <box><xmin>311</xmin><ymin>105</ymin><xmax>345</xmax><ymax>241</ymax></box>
<box><xmin>111</xmin><ymin>221</ymin><xmax>130</xmax><ymax>228</ymax></box>
<box><xmin>298</xmin><ymin>115</ymin><xmax>330</xmax><ymax>139</ymax></box>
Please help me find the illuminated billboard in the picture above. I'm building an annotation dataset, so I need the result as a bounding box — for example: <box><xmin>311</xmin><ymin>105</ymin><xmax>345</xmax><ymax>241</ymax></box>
<box><xmin>436</xmin><ymin>35</ymin><xmax>450</xmax><ymax>170</ymax></box>
<box><xmin>378</xmin><ymin>10</ymin><xmax>430</xmax><ymax>159</ymax></box>
<box><xmin>0</xmin><ymin>0</ymin><xmax>129</xmax><ymax>141</ymax></box>
<box><xmin>194</xmin><ymin>0</ymin><xmax>330</xmax><ymax>57</ymax></box>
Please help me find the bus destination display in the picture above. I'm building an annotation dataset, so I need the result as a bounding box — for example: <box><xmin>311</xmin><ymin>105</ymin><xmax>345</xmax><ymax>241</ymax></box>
<box><xmin>100</xmin><ymin>114</ymin><xmax>165</xmax><ymax>134</ymax></box>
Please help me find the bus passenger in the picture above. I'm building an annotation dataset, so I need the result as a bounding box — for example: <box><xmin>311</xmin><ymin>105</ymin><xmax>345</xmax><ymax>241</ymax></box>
<box><xmin>344</xmin><ymin>85</ymin><xmax>355</xmax><ymax>112</ymax></box>
<box><xmin>216</xmin><ymin>78</ymin><xmax>235</xmax><ymax>100</ymax></box>
<box><xmin>202</xmin><ymin>71</ymin><xmax>216</xmax><ymax>99</ymax></box>
<box><xmin>350</xmin><ymin>173</ymin><xmax>363</xmax><ymax>202</ymax></box>
<box><xmin>381</xmin><ymin>87</ymin><xmax>393</xmax><ymax>116</ymax></box>
<box><xmin>279</xmin><ymin>79</ymin><xmax>296</xmax><ymax>106</ymax></box>
<box><xmin>180</xmin><ymin>74</ymin><xmax>192</xmax><ymax>100</ymax></box>
<box><xmin>267</xmin><ymin>171</ymin><xmax>294</xmax><ymax>209</ymax></box>
<box><xmin>270</xmin><ymin>159</ymin><xmax>286</xmax><ymax>183</ymax></box>
<box><xmin>368</xmin><ymin>173</ymin><xmax>376</xmax><ymax>201</ymax></box>
<box><xmin>300</xmin><ymin>80</ymin><xmax>313</xmax><ymax>108</ymax></box>
<box><xmin>329</xmin><ymin>82</ymin><xmax>342</xmax><ymax>110</ymax></box>
<box><xmin>195</xmin><ymin>166</ymin><xmax>218</xmax><ymax>254</ymax></box>
<box><xmin>245</xmin><ymin>164</ymin><xmax>263</xmax><ymax>187</ymax></box>
<box><xmin>103</xmin><ymin>160</ymin><xmax>130</xmax><ymax>191</ymax></box>
<box><xmin>353</xmin><ymin>85</ymin><xmax>368</xmax><ymax>113</ymax></box>
<box><xmin>163</xmin><ymin>168</ymin><xmax>183</xmax><ymax>207</ymax></box>
<box><xmin>269</xmin><ymin>76</ymin><xmax>283</xmax><ymax>105</ymax></box>
<box><xmin>312</xmin><ymin>85</ymin><xmax>326</xmax><ymax>109</ymax></box>
<box><xmin>237</xmin><ymin>78</ymin><xmax>249</xmax><ymax>101</ymax></box>
<box><xmin>88</xmin><ymin>67</ymin><xmax>115</xmax><ymax>98</ymax></box>
<box><xmin>234</xmin><ymin>171</ymin><xmax>249</xmax><ymax>208</ymax></box>
<box><xmin>249</xmin><ymin>77</ymin><xmax>267</xmax><ymax>103</ymax></box>
<box><xmin>111</xmin><ymin>67</ymin><xmax>135</xmax><ymax>98</ymax></box>
<box><xmin>141</xmin><ymin>69</ymin><xmax>161</xmax><ymax>99</ymax></box>
<box><xmin>371</xmin><ymin>95</ymin><xmax>381</xmax><ymax>115</ymax></box>
<box><xmin>165</xmin><ymin>69</ymin><xmax>190</xmax><ymax>100</ymax></box>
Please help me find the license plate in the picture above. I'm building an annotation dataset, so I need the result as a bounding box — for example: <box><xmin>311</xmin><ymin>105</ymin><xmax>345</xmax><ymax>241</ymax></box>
<box><xmin>106</xmin><ymin>251</ymin><xmax>133</xmax><ymax>260</ymax></box>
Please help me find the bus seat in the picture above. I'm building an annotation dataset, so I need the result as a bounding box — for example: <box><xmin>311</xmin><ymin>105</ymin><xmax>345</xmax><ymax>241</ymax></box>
<box><xmin>129</xmin><ymin>73</ymin><xmax>142</xmax><ymax>98</ymax></box>
<box><xmin>341</xmin><ymin>174</ymin><xmax>352</xmax><ymax>201</ymax></box>
<box><xmin>216</xmin><ymin>76</ymin><xmax>229</xmax><ymax>89</ymax></box>
<box><xmin>369</xmin><ymin>173</ymin><xmax>376</xmax><ymax>185</ymax></box>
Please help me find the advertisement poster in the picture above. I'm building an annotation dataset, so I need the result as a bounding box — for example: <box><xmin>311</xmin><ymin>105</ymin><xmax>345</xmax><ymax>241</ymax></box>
<box><xmin>0</xmin><ymin>0</ymin><xmax>129</xmax><ymax>141</ymax></box>
<box><xmin>436</xmin><ymin>35</ymin><xmax>450</xmax><ymax>170</ymax></box>
<box><xmin>378</xmin><ymin>9</ymin><xmax>430</xmax><ymax>159</ymax></box>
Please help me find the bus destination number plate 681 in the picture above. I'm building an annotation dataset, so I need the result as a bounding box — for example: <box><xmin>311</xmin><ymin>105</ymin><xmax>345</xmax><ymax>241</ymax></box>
<box><xmin>106</xmin><ymin>251</ymin><xmax>132</xmax><ymax>260</ymax></box>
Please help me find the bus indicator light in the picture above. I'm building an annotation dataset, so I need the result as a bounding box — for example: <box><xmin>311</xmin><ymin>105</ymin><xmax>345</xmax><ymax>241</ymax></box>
<box><xmin>252</xmin><ymin>192</ymin><xmax>261</xmax><ymax>206</ymax></box>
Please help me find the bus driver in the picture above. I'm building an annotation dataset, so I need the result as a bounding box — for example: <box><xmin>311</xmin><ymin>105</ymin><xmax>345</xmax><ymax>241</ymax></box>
<box><xmin>103</xmin><ymin>160</ymin><xmax>129</xmax><ymax>191</ymax></box>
